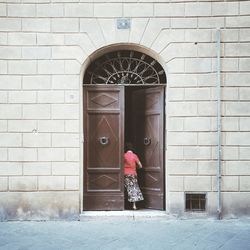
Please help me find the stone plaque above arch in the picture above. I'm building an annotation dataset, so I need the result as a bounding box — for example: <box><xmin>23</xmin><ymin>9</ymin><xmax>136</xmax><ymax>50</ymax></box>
<box><xmin>83</xmin><ymin>50</ymin><xmax>166</xmax><ymax>85</ymax></box>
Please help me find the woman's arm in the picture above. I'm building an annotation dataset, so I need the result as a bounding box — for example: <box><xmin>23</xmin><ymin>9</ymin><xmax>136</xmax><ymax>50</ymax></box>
<box><xmin>136</xmin><ymin>160</ymin><xmax>142</xmax><ymax>169</ymax></box>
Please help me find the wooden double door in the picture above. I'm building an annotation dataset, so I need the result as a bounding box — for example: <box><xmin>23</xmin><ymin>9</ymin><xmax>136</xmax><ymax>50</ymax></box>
<box><xmin>83</xmin><ymin>85</ymin><xmax>165</xmax><ymax>211</ymax></box>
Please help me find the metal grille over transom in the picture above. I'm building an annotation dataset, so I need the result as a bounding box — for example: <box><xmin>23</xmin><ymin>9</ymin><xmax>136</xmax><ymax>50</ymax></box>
<box><xmin>83</xmin><ymin>50</ymin><xmax>166</xmax><ymax>85</ymax></box>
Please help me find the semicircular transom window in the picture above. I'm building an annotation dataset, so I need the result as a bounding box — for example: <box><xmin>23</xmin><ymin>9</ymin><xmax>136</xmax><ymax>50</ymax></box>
<box><xmin>83</xmin><ymin>50</ymin><xmax>166</xmax><ymax>85</ymax></box>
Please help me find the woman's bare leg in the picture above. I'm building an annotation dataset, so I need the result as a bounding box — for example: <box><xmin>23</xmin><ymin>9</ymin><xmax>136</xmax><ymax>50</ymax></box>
<box><xmin>133</xmin><ymin>202</ymin><xmax>136</xmax><ymax>210</ymax></box>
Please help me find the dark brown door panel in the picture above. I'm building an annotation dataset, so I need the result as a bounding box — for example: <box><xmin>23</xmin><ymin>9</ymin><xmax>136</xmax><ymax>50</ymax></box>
<box><xmin>132</xmin><ymin>87</ymin><xmax>165</xmax><ymax>210</ymax></box>
<box><xmin>83</xmin><ymin>86</ymin><xmax>124</xmax><ymax>211</ymax></box>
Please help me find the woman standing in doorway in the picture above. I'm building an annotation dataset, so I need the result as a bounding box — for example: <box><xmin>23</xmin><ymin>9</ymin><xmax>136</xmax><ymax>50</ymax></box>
<box><xmin>124</xmin><ymin>143</ymin><xmax>144</xmax><ymax>210</ymax></box>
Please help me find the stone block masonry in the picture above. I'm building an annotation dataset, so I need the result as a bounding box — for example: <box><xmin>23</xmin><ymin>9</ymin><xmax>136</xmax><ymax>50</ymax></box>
<box><xmin>0</xmin><ymin>0</ymin><xmax>250</xmax><ymax>220</ymax></box>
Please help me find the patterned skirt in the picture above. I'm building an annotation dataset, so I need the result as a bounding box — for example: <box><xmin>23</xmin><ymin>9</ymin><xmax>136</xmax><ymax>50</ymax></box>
<box><xmin>124</xmin><ymin>175</ymin><xmax>144</xmax><ymax>202</ymax></box>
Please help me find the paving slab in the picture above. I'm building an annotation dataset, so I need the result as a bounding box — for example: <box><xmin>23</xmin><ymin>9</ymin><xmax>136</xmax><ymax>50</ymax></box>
<box><xmin>1</xmin><ymin>218</ymin><xmax>250</xmax><ymax>250</ymax></box>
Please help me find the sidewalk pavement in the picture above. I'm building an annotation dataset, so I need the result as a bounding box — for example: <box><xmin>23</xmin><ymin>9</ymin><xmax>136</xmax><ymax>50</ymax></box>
<box><xmin>1</xmin><ymin>218</ymin><xmax>250</xmax><ymax>250</ymax></box>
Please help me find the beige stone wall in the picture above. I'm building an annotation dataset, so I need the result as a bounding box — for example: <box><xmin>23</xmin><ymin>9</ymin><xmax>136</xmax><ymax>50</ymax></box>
<box><xmin>0</xmin><ymin>0</ymin><xmax>250</xmax><ymax>219</ymax></box>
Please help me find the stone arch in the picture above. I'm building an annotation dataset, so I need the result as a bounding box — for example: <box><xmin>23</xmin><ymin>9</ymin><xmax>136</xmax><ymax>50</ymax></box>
<box><xmin>80</xmin><ymin>43</ymin><xmax>167</xmax><ymax>85</ymax></box>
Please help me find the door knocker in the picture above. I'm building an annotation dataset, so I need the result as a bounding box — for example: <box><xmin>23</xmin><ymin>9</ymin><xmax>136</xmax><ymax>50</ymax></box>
<box><xmin>144</xmin><ymin>137</ymin><xmax>151</xmax><ymax>146</ymax></box>
<box><xmin>99</xmin><ymin>136</ymin><xmax>109</xmax><ymax>146</ymax></box>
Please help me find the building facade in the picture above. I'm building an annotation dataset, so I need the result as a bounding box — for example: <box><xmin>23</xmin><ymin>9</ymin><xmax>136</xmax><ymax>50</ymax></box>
<box><xmin>0</xmin><ymin>0</ymin><xmax>250</xmax><ymax>220</ymax></box>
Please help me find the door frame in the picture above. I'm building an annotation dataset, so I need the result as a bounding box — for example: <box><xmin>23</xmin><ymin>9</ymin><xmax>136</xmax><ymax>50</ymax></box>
<box><xmin>81</xmin><ymin>84</ymin><xmax>167</xmax><ymax>211</ymax></box>
<box><xmin>79</xmin><ymin>44</ymin><xmax>169</xmax><ymax>214</ymax></box>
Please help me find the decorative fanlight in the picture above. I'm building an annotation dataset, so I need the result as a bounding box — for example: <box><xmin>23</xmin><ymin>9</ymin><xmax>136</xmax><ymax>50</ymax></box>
<box><xmin>83</xmin><ymin>50</ymin><xmax>166</xmax><ymax>85</ymax></box>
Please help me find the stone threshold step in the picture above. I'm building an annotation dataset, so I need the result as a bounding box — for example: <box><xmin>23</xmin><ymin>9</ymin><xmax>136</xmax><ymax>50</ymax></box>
<box><xmin>80</xmin><ymin>210</ymin><xmax>172</xmax><ymax>221</ymax></box>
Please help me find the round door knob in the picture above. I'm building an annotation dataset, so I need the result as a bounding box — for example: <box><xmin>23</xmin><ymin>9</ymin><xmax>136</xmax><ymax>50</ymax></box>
<box><xmin>144</xmin><ymin>137</ymin><xmax>151</xmax><ymax>146</ymax></box>
<box><xmin>99</xmin><ymin>136</ymin><xmax>109</xmax><ymax>145</ymax></box>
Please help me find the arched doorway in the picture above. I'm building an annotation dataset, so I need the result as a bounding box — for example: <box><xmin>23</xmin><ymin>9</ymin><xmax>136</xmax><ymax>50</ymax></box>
<box><xmin>82</xmin><ymin>49</ymin><xmax>166</xmax><ymax>211</ymax></box>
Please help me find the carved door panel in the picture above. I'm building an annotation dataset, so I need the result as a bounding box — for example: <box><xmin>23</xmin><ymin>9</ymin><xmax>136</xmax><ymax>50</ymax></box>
<box><xmin>83</xmin><ymin>86</ymin><xmax>124</xmax><ymax>210</ymax></box>
<box><xmin>132</xmin><ymin>87</ymin><xmax>165</xmax><ymax>210</ymax></box>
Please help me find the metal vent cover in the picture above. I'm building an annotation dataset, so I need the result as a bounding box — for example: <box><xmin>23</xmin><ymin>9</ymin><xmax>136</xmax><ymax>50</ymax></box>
<box><xmin>185</xmin><ymin>193</ymin><xmax>206</xmax><ymax>212</ymax></box>
<box><xmin>83</xmin><ymin>50</ymin><xmax>166</xmax><ymax>85</ymax></box>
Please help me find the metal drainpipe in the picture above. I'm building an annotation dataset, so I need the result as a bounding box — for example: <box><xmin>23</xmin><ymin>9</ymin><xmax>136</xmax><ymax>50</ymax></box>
<box><xmin>216</xmin><ymin>29</ymin><xmax>222</xmax><ymax>220</ymax></box>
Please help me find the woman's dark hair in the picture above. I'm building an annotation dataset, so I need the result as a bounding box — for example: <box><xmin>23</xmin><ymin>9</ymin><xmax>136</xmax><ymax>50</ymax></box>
<box><xmin>125</xmin><ymin>142</ymin><xmax>135</xmax><ymax>152</ymax></box>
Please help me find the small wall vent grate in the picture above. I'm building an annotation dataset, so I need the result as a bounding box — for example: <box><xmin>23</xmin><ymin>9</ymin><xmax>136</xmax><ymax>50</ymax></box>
<box><xmin>185</xmin><ymin>193</ymin><xmax>206</xmax><ymax>212</ymax></box>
